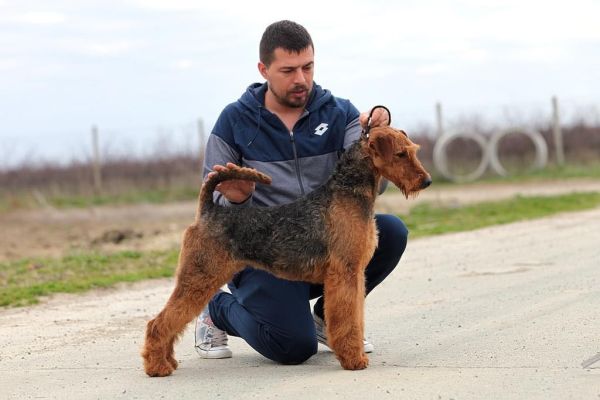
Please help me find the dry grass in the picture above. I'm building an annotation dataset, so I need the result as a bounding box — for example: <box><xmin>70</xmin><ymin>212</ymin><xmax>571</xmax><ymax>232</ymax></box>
<box><xmin>0</xmin><ymin>119</ymin><xmax>599</xmax><ymax>211</ymax></box>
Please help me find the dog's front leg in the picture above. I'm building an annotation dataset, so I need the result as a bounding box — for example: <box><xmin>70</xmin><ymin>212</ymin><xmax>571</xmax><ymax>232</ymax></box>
<box><xmin>323</xmin><ymin>263</ymin><xmax>368</xmax><ymax>370</ymax></box>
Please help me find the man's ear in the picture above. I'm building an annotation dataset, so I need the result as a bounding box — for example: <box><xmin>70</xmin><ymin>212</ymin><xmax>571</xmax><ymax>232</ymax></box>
<box><xmin>369</xmin><ymin>135</ymin><xmax>394</xmax><ymax>161</ymax></box>
<box><xmin>258</xmin><ymin>62</ymin><xmax>268</xmax><ymax>80</ymax></box>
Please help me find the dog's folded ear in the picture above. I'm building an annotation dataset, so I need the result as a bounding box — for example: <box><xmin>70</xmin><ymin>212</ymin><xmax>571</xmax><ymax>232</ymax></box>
<box><xmin>369</xmin><ymin>135</ymin><xmax>394</xmax><ymax>162</ymax></box>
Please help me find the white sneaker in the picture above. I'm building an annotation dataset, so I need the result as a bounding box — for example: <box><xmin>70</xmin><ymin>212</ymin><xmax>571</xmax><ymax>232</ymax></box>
<box><xmin>194</xmin><ymin>305</ymin><xmax>232</xmax><ymax>359</ymax></box>
<box><xmin>313</xmin><ymin>314</ymin><xmax>374</xmax><ymax>353</ymax></box>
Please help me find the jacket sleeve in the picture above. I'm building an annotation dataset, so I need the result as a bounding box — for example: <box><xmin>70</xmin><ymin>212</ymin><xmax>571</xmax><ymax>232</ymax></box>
<box><xmin>343</xmin><ymin>102</ymin><xmax>362</xmax><ymax>150</ymax></box>
<box><xmin>202</xmin><ymin>107</ymin><xmax>254</xmax><ymax>208</ymax></box>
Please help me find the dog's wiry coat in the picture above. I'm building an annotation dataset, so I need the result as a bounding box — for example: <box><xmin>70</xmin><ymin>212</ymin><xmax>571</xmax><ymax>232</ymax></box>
<box><xmin>142</xmin><ymin>126</ymin><xmax>431</xmax><ymax>376</ymax></box>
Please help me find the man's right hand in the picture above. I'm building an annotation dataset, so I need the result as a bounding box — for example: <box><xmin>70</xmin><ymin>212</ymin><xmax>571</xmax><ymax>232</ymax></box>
<box><xmin>207</xmin><ymin>163</ymin><xmax>255</xmax><ymax>204</ymax></box>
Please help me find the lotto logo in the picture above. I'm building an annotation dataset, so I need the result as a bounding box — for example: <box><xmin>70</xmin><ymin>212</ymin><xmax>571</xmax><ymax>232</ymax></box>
<box><xmin>314</xmin><ymin>123</ymin><xmax>329</xmax><ymax>136</ymax></box>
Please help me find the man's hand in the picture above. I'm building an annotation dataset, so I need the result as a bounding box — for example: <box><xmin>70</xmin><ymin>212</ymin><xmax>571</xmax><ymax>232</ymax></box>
<box><xmin>207</xmin><ymin>163</ymin><xmax>255</xmax><ymax>204</ymax></box>
<box><xmin>359</xmin><ymin>106</ymin><xmax>391</xmax><ymax>129</ymax></box>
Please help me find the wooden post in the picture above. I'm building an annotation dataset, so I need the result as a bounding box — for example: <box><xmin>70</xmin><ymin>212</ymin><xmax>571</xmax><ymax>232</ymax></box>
<box><xmin>435</xmin><ymin>102</ymin><xmax>444</xmax><ymax>137</ymax></box>
<box><xmin>91</xmin><ymin>125</ymin><xmax>102</xmax><ymax>194</ymax></box>
<box><xmin>552</xmin><ymin>96</ymin><xmax>565</xmax><ymax>166</ymax></box>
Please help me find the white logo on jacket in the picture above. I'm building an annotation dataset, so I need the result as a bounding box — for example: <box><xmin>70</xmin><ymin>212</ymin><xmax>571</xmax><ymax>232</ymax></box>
<box><xmin>314</xmin><ymin>123</ymin><xmax>329</xmax><ymax>136</ymax></box>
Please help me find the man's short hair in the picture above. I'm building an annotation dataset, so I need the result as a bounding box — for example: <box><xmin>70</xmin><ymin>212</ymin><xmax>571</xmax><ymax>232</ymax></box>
<box><xmin>259</xmin><ymin>20</ymin><xmax>314</xmax><ymax>67</ymax></box>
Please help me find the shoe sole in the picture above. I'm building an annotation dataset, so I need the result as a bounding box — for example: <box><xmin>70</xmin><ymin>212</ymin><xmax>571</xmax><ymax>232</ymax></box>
<box><xmin>195</xmin><ymin>346</ymin><xmax>233</xmax><ymax>359</ymax></box>
<box><xmin>314</xmin><ymin>315</ymin><xmax>373</xmax><ymax>353</ymax></box>
<box><xmin>316</xmin><ymin>334</ymin><xmax>374</xmax><ymax>353</ymax></box>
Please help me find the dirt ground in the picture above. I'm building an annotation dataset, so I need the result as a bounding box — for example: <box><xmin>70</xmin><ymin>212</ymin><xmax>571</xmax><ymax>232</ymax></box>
<box><xmin>2</xmin><ymin>178</ymin><xmax>600</xmax><ymax>262</ymax></box>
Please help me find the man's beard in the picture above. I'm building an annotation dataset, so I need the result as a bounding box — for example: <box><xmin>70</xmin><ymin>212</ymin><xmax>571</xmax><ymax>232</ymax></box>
<box><xmin>270</xmin><ymin>84</ymin><xmax>311</xmax><ymax>109</ymax></box>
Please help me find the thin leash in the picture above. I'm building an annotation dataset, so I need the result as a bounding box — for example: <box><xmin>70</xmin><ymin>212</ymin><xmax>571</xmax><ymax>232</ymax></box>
<box><xmin>362</xmin><ymin>105</ymin><xmax>392</xmax><ymax>139</ymax></box>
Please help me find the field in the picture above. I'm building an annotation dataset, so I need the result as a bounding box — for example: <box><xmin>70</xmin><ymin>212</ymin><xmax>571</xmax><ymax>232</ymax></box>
<box><xmin>2</xmin><ymin>177</ymin><xmax>600</xmax><ymax>260</ymax></box>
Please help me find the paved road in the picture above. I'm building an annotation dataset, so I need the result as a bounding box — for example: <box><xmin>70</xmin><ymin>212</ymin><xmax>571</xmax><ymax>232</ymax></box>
<box><xmin>1</xmin><ymin>208</ymin><xmax>599</xmax><ymax>399</ymax></box>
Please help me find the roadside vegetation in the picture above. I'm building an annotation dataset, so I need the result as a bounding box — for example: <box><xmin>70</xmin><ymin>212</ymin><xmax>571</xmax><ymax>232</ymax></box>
<box><xmin>2</xmin><ymin>121</ymin><xmax>599</xmax><ymax>212</ymax></box>
<box><xmin>0</xmin><ymin>186</ymin><xmax>199</xmax><ymax>213</ymax></box>
<box><xmin>2</xmin><ymin>191</ymin><xmax>599</xmax><ymax>307</ymax></box>
<box><xmin>0</xmin><ymin>250</ymin><xmax>178</xmax><ymax>307</ymax></box>
<box><xmin>2</xmin><ymin>162</ymin><xmax>600</xmax><ymax>212</ymax></box>
<box><xmin>403</xmin><ymin>191</ymin><xmax>600</xmax><ymax>238</ymax></box>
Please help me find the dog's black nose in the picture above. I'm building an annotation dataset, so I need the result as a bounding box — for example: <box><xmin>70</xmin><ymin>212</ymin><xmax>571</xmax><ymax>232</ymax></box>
<box><xmin>421</xmin><ymin>177</ymin><xmax>432</xmax><ymax>189</ymax></box>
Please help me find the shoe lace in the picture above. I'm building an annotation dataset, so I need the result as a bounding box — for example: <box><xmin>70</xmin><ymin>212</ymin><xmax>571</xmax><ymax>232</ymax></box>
<box><xmin>209</xmin><ymin>326</ymin><xmax>228</xmax><ymax>347</ymax></box>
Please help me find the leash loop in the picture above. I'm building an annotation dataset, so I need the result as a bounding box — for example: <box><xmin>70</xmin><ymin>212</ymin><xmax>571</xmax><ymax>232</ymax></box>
<box><xmin>362</xmin><ymin>105</ymin><xmax>391</xmax><ymax>138</ymax></box>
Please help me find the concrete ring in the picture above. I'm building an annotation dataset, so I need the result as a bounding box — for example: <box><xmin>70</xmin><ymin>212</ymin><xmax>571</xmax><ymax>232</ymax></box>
<box><xmin>488</xmin><ymin>128</ymin><xmax>548</xmax><ymax>176</ymax></box>
<box><xmin>433</xmin><ymin>131</ymin><xmax>490</xmax><ymax>182</ymax></box>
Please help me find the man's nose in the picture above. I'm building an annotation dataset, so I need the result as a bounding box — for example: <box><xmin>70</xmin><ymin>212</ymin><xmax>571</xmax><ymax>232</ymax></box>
<box><xmin>293</xmin><ymin>68</ymin><xmax>306</xmax><ymax>84</ymax></box>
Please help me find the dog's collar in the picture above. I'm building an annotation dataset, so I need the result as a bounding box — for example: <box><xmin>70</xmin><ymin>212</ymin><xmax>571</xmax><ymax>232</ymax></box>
<box><xmin>362</xmin><ymin>105</ymin><xmax>392</xmax><ymax>139</ymax></box>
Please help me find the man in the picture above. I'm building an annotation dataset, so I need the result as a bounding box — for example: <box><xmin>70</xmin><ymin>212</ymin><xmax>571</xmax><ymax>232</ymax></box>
<box><xmin>194</xmin><ymin>20</ymin><xmax>408</xmax><ymax>365</ymax></box>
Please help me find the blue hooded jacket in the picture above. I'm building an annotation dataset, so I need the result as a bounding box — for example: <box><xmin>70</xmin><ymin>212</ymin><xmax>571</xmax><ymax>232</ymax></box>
<box><xmin>203</xmin><ymin>82</ymin><xmax>363</xmax><ymax>207</ymax></box>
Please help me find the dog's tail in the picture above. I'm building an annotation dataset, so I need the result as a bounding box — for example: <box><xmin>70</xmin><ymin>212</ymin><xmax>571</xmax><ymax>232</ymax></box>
<box><xmin>197</xmin><ymin>164</ymin><xmax>272</xmax><ymax>218</ymax></box>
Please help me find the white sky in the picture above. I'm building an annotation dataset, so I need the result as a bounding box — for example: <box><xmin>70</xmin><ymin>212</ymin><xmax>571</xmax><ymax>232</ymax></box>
<box><xmin>1</xmin><ymin>0</ymin><xmax>599</xmax><ymax>165</ymax></box>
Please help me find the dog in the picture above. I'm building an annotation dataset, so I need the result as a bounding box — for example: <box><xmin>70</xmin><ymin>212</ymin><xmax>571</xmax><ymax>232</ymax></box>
<box><xmin>142</xmin><ymin>125</ymin><xmax>431</xmax><ymax>376</ymax></box>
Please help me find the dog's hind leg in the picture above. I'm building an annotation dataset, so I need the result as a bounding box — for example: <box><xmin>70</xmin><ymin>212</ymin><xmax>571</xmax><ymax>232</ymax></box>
<box><xmin>142</xmin><ymin>224</ymin><xmax>239</xmax><ymax>377</ymax></box>
<box><xmin>323</xmin><ymin>260</ymin><xmax>369</xmax><ymax>370</ymax></box>
<box><xmin>142</xmin><ymin>229</ymin><xmax>237</xmax><ymax>377</ymax></box>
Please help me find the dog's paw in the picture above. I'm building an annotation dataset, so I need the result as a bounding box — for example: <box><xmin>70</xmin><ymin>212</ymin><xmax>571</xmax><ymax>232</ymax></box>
<box><xmin>339</xmin><ymin>353</ymin><xmax>369</xmax><ymax>370</ymax></box>
<box><xmin>144</xmin><ymin>359</ymin><xmax>175</xmax><ymax>377</ymax></box>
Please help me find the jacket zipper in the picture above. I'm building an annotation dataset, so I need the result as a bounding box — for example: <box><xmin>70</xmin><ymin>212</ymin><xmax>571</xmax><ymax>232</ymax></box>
<box><xmin>289</xmin><ymin>131</ymin><xmax>306</xmax><ymax>196</ymax></box>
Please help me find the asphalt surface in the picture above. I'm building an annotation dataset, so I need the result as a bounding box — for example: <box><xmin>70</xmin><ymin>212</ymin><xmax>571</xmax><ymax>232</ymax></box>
<box><xmin>1</xmin><ymin>208</ymin><xmax>599</xmax><ymax>399</ymax></box>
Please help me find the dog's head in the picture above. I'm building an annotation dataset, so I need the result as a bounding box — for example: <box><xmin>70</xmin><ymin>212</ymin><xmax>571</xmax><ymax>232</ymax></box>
<box><xmin>365</xmin><ymin>126</ymin><xmax>431</xmax><ymax>198</ymax></box>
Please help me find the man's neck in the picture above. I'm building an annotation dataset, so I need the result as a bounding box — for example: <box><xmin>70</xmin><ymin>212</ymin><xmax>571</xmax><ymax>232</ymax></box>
<box><xmin>264</xmin><ymin>90</ymin><xmax>305</xmax><ymax>131</ymax></box>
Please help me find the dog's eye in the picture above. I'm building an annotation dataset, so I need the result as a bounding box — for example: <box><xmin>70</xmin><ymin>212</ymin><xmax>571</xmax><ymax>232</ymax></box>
<box><xmin>396</xmin><ymin>151</ymin><xmax>407</xmax><ymax>158</ymax></box>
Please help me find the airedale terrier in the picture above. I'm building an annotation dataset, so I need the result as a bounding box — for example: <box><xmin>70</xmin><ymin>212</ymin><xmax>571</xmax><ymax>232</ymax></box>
<box><xmin>142</xmin><ymin>125</ymin><xmax>431</xmax><ymax>377</ymax></box>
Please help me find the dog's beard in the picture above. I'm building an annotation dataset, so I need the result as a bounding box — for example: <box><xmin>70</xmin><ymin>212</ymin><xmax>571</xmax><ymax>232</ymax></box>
<box><xmin>400</xmin><ymin>184</ymin><xmax>422</xmax><ymax>199</ymax></box>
